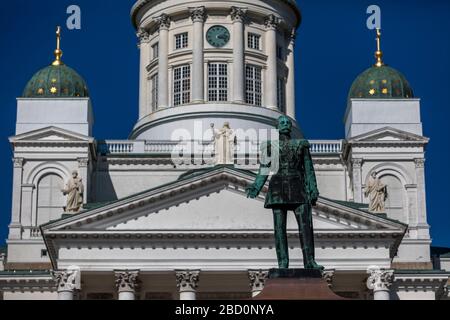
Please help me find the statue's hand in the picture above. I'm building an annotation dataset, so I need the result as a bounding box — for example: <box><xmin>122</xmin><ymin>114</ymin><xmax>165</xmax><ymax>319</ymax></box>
<box><xmin>246</xmin><ymin>185</ymin><xmax>260</xmax><ymax>199</ymax></box>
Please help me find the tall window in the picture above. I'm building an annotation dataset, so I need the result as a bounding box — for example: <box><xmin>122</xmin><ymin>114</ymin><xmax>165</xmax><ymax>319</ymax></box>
<box><xmin>151</xmin><ymin>73</ymin><xmax>158</xmax><ymax>111</ymax></box>
<box><xmin>208</xmin><ymin>63</ymin><xmax>228</xmax><ymax>102</ymax></box>
<box><xmin>277</xmin><ymin>77</ymin><xmax>286</xmax><ymax>112</ymax></box>
<box><xmin>248</xmin><ymin>33</ymin><xmax>261</xmax><ymax>50</ymax></box>
<box><xmin>245</xmin><ymin>65</ymin><xmax>262</xmax><ymax>106</ymax></box>
<box><xmin>173</xmin><ymin>65</ymin><xmax>191</xmax><ymax>106</ymax></box>
<box><xmin>152</xmin><ymin>43</ymin><xmax>159</xmax><ymax>59</ymax></box>
<box><xmin>37</xmin><ymin>174</ymin><xmax>64</xmax><ymax>226</ymax></box>
<box><xmin>175</xmin><ymin>32</ymin><xmax>189</xmax><ymax>50</ymax></box>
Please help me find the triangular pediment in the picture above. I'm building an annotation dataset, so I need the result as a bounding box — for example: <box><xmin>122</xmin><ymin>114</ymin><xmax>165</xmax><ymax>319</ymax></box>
<box><xmin>349</xmin><ymin>127</ymin><xmax>429</xmax><ymax>144</ymax></box>
<box><xmin>42</xmin><ymin>166</ymin><xmax>406</xmax><ymax>235</ymax></box>
<box><xmin>9</xmin><ymin>126</ymin><xmax>93</xmax><ymax>144</ymax></box>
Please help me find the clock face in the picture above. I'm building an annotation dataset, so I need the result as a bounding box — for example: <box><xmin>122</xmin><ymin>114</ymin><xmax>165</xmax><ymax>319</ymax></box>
<box><xmin>206</xmin><ymin>25</ymin><xmax>230</xmax><ymax>48</ymax></box>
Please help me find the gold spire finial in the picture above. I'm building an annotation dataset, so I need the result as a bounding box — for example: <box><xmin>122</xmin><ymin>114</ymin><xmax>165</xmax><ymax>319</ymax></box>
<box><xmin>52</xmin><ymin>26</ymin><xmax>64</xmax><ymax>66</ymax></box>
<box><xmin>374</xmin><ymin>28</ymin><xmax>384</xmax><ymax>67</ymax></box>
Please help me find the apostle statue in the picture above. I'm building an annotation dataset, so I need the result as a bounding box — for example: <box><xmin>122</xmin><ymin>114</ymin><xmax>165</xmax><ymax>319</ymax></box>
<box><xmin>246</xmin><ymin>116</ymin><xmax>324</xmax><ymax>271</ymax></box>
<box><xmin>62</xmin><ymin>170</ymin><xmax>84</xmax><ymax>213</ymax></box>
<box><xmin>211</xmin><ymin>122</ymin><xmax>236</xmax><ymax>165</ymax></box>
<box><xmin>364</xmin><ymin>171</ymin><xmax>388</xmax><ymax>213</ymax></box>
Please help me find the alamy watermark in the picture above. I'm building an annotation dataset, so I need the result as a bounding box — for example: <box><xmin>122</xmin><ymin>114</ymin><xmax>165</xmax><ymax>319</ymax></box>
<box><xmin>66</xmin><ymin>5</ymin><xmax>81</xmax><ymax>30</ymax></box>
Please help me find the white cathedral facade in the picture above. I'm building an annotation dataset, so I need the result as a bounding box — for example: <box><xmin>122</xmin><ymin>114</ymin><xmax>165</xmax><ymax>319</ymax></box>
<box><xmin>0</xmin><ymin>0</ymin><xmax>449</xmax><ymax>300</ymax></box>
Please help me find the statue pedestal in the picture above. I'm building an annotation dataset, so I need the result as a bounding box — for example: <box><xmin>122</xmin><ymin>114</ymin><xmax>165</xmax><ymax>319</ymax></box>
<box><xmin>253</xmin><ymin>269</ymin><xmax>345</xmax><ymax>300</ymax></box>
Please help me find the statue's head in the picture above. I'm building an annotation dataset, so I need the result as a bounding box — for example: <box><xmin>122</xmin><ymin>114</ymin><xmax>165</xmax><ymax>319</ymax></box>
<box><xmin>277</xmin><ymin>116</ymin><xmax>292</xmax><ymax>135</ymax></box>
<box><xmin>72</xmin><ymin>170</ymin><xmax>78</xmax><ymax>178</ymax></box>
<box><xmin>223</xmin><ymin>122</ymin><xmax>230</xmax><ymax>129</ymax></box>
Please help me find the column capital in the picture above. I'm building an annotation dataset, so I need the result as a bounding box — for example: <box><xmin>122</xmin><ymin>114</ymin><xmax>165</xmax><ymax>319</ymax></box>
<box><xmin>137</xmin><ymin>28</ymin><xmax>150</xmax><ymax>43</ymax></box>
<box><xmin>366</xmin><ymin>267</ymin><xmax>394</xmax><ymax>292</ymax></box>
<box><xmin>175</xmin><ymin>270</ymin><xmax>200</xmax><ymax>292</ymax></box>
<box><xmin>230</xmin><ymin>7</ymin><xmax>247</xmax><ymax>23</ymax></box>
<box><xmin>322</xmin><ymin>269</ymin><xmax>335</xmax><ymax>288</ymax></box>
<box><xmin>155</xmin><ymin>13</ymin><xmax>171</xmax><ymax>30</ymax></box>
<box><xmin>248</xmin><ymin>270</ymin><xmax>269</xmax><ymax>292</ymax></box>
<box><xmin>265</xmin><ymin>14</ymin><xmax>280</xmax><ymax>30</ymax></box>
<box><xmin>52</xmin><ymin>267</ymin><xmax>81</xmax><ymax>292</ymax></box>
<box><xmin>352</xmin><ymin>158</ymin><xmax>363</xmax><ymax>169</ymax></box>
<box><xmin>414</xmin><ymin>158</ymin><xmax>426</xmax><ymax>168</ymax></box>
<box><xmin>77</xmin><ymin>158</ymin><xmax>89</xmax><ymax>168</ymax></box>
<box><xmin>12</xmin><ymin>158</ymin><xmax>24</xmax><ymax>168</ymax></box>
<box><xmin>115</xmin><ymin>270</ymin><xmax>140</xmax><ymax>293</ymax></box>
<box><xmin>190</xmin><ymin>6</ymin><xmax>207</xmax><ymax>23</ymax></box>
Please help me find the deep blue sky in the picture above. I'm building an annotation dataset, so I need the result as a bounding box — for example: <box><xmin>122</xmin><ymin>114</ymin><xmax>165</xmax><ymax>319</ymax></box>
<box><xmin>0</xmin><ymin>0</ymin><xmax>449</xmax><ymax>248</ymax></box>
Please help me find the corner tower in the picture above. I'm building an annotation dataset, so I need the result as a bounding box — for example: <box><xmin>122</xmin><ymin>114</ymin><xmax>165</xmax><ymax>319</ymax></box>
<box><xmin>345</xmin><ymin>29</ymin><xmax>431</xmax><ymax>268</ymax></box>
<box><xmin>130</xmin><ymin>0</ymin><xmax>301</xmax><ymax>140</ymax></box>
<box><xmin>7</xmin><ymin>28</ymin><xmax>94</xmax><ymax>269</ymax></box>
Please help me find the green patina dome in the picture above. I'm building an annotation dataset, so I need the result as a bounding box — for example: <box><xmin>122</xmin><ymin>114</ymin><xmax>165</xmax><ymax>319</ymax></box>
<box><xmin>23</xmin><ymin>64</ymin><xmax>89</xmax><ymax>98</ymax></box>
<box><xmin>349</xmin><ymin>65</ymin><xmax>414</xmax><ymax>100</ymax></box>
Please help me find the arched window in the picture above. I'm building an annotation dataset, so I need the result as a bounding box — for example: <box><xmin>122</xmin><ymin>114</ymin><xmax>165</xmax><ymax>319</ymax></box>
<box><xmin>37</xmin><ymin>174</ymin><xmax>65</xmax><ymax>225</ymax></box>
<box><xmin>380</xmin><ymin>175</ymin><xmax>406</xmax><ymax>224</ymax></box>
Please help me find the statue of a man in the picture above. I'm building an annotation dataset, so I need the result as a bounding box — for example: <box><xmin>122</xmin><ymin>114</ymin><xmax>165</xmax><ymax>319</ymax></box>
<box><xmin>211</xmin><ymin>122</ymin><xmax>236</xmax><ymax>165</ymax></box>
<box><xmin>246</xmin><ymin>116</ymin><xmax>323</xmax><ymax>270</ymax></box>
<box><xmin>364</xmin><ymin>171</ymin><xmax>387</xmax><ymax>213</ymax></box>
<box><xmin>62</xmin><ymin>171</ymin><xmax>84</xmax><ymax>213</ymax></box>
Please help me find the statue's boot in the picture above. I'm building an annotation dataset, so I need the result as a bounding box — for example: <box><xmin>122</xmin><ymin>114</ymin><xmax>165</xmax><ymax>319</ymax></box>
<box><xmin>273</xmin><ymin>209</ymin><xmax>289</xmax><ymax>269</ymax></box>
<box><xmin>296</xmin><ymin>205</ymin><xmax>324</xmax><ymax>271</ymax></box>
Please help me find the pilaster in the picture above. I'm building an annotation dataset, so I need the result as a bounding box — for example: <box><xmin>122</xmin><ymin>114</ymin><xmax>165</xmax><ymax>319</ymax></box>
<box><xmin>9</xmin><ymin>158</ymin><xmax>24</xmax><ymax>239</ymax></box>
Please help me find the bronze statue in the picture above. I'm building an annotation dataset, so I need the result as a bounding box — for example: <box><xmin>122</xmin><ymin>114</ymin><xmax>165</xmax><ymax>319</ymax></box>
<box><xmin>246</xmin><ymin>116</ymin><xmax>324</xmax><ymax>270</ymax></box>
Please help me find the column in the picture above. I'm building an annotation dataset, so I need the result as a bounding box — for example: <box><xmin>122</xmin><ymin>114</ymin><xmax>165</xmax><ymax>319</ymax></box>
<box><xmin>9</xmin><ymin>158</ymin><xmax>24</xmax><ymax>240</ymax></box>
<box><xmin>286</xmin><ymin>30</ymin><xmax>296</xmax><ymax>119</ymax></box>
<box><xmin>265</xmin><ymin>15</ymin><xmax>279</xmax><ymax>110</ymax></box>
<box><xmin>21</xmin><ymin>184</ymin><xmax>35</xmax><ymax>230</ymax></box>
<box><xmin>138</xmin><ymin>28</ymin><xmax>151</xmax><ymax>119</ymax></box>
<box><xmin>231</xmin><ymin>7</ymin><xmax>247</xmax><ymax>103</ymax></box>
<box><xmin>190</xmin><ymin>7</ymin><xmax>206</xmax><ymax>103</ymax></box>
<box><xmin>52</xmin><ymin>267</ymin><xmax>81</xmax><ymax>300</ymax></box>
<box><xmin>156</xmin><ymin>14</ymin><xmax>171</xmax><ymax>109</ymax></box>
<box><xmin>248</xmin><ymin>270</ymin><xmax>269</xmax><ymax>298</ymax></box>
<box><xmin>77</xmin><ymin>158</ymin><xmax>89</xmax><ymax>204</ymax></box>
<box><xmin>352</xmin><ymin>158</ymin><xmax>363</xmax><ymax>203</ymax></box>
<box><xmin>366</xmin><ymin>267</ymin><xmax>394</xmax><ymax>300</ymax></box>
<box><xmin>115</xmin><ymin>270</ymin><xmax>140</xmax><ymax>300</ymax></box>
<box><xmin>414</xmin><ymin>159</ymin><xmax>430</xmax><ymax>238</ymax></box>
<box><xmin>175</xmin><ymin>270</ymin><xmax>200</xmax><ymax>300</ymax></box>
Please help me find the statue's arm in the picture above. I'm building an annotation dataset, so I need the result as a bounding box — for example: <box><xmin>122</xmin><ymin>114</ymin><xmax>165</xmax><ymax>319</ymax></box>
<box><xmin>246</xmin><ymin>142</ymin><xmax>271</xmax><ymax>198</ymax></box>
<box><xmin>302</xmin><ymin>140</ymin><xmax>319</xmax><ymax>205</ymax></box>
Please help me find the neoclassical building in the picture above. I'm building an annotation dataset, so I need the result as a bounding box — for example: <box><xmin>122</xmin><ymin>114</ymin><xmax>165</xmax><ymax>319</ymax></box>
<box><xmin>0</xmin><ymin>0</ymin><xmax>449</xmax><ymax>300</ymax></box>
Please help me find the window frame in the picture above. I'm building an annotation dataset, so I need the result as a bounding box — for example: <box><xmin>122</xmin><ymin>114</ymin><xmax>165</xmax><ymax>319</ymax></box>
<box><xmin>208</xmin><ymin>62</ymin><xmax>229</xmax><ymax>102</ymax></box>
<box><xmin>247</xmin><ymin>33</ymin><xmax>262</xmax><ymax>51</ymax></box>
<box><xmin>175</xmin><ymin>32</ymin><xmax>189</xmax><ymax>50</ymax></box>
<box><xmin>245</xmin><ymin>64</ymin><xmax>263</xmax><ymax>107</ymax></box>
<box><xmin>173</xmin><ymin>64</ymin><xmax>191</xmax><ymax>106</ymax></box>
<box><xmin>152</xmin><ymin>42</ymin><xmax>159</xmax><ymax>59</ymax></box>
<box><xmin>151</xmin><ymin>73</ymin><xmax>159</xmax><ymax>111</ymax></box>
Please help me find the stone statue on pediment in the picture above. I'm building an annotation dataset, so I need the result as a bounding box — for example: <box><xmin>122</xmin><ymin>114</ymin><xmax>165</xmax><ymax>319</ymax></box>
<box><xmin>211</xmin><ymin>122</ymin><xmax>236</xmax><ymax>165</ymax></box>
